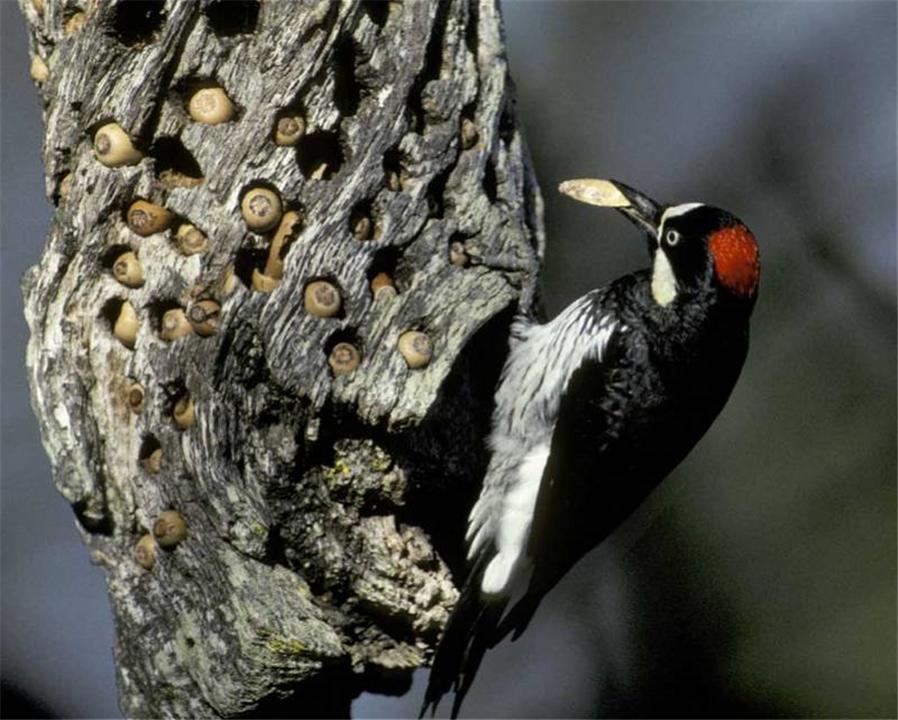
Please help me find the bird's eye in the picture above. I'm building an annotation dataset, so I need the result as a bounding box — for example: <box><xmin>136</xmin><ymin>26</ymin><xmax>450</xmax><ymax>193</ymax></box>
<box><xmin>665</xmin><ymin>229</ymin><xmax>681</xmax><ymax>246</ymax></box>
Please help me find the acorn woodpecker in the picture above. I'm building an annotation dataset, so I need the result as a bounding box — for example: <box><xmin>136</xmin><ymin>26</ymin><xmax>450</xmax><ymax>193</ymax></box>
<box><xmin>421</xmin><ymin>179</ymin><xmax>760</xmax><ymax>718</ymax></box>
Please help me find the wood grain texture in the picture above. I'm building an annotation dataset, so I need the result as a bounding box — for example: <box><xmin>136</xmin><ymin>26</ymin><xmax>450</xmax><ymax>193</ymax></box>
<box><xmin>19</xmin><ymin>0</ymin><xmax>544</xmax><ymax>715</ymax></box>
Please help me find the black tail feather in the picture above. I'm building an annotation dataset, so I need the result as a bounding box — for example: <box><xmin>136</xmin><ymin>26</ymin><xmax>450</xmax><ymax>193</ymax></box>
<box><xmin>493</xmin><ymin>590</ymin><xmax>543</xmax><ymax>643</ymax></box>
<box><xmin>420</xmin><ymin>557</ymin><xmax>508</xmax><ymax>719</ymax></box>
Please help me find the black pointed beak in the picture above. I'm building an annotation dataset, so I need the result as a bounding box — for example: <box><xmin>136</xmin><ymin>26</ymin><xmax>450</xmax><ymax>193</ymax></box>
<box><xmin>558</xmin><ymin>178</ymin><xmax>663</xmax><ymax>238</ymax></box>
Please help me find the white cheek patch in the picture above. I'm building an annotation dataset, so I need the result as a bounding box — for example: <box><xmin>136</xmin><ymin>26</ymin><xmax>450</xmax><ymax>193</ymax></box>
<box><xmin>481</xmin><ymin>443</ymin><xmax>549</xmax><ymax>595</ymax></box>
<box><xmin>652</xmin><ymin>249</ymin><xmax>677</xmax><ymax>306</ymax></box>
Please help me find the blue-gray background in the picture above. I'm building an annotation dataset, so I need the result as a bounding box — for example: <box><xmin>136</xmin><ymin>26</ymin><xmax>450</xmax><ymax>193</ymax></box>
<box><xmin>2</xmin><ymin>2</ymin><xmax>895</xmax><ymax>718</ymax></box>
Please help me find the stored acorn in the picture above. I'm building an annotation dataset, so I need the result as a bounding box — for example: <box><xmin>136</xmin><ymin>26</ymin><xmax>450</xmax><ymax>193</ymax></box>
<box><xmin>188</xmin><ymin>86</ymin><xmax>234</xmax><ymax>125</ymax></box>
<box><xmin>460</xmin><ymin>117</ymin><xmax>479</xmax><ymax>150</ymax></box>
<box><xmin>251</xmin><ymin>268</ymin><xmax>279</xmax><ymax>293</ymax></box>
<box><xmin>175</xmin><ymin>223</ymin><xmax>207</xmax><ymax>255</ymax></box>
<box><xmin>64</xmin><ymin>11</ymin><xmax>86</xmax><ymax>34</ymax></box>
<box><xmin>112</xmin><ymin>250</ymin><xmax>144</xmax><ymax>287</ymax></box>
<box><xmin>304</xmin><ymin>280</ymin><xmax>341</xmax><ymax>318</ymax></box>
<box><xmin>58</xmin><ymin>173</ymin><xmax>73</xmax><ymax>200</ymax></box>
<box><xmin>220</xmin><ymin>265</ymin><xmax>238</xmax><ymax>296</ymax></box>
<box><xmin>159</xmin><ymin>308</ymin><xmax>193</xmax><ymax>341</ymax></box>
<box><xmin>188</xmin><ymin>300</ymin><xmax>221</xmax><ymax>337</ymax></box>
<box><xmin>153</xmin><ymin>510</ymin><xmax>187</xmax><ymax>549</ymax></box>
<box><xmin>370</xmin><ymin>272</ymin><xmax>396</xmax><ymax>301</ymax></box>
<box><xmin>30</xmin><ymin>55</ymin><xmax>48</xmax><ymax>84</ymax></box>
<box><xmin>241</xmin><ymin>186</ymin><xmax>282</xmax><ymax>232</ymax></box>
<box><xmin>398</xmin><ymin>330</ymin><xmax>432</xmax><ymax>369</ymax></box>
<box><xmin>113</xmin><ymin>301</ymin><xmax>139</xmax><ymax>349</ymax></box>
<box><xmin>141</xmin><ymin>447</ymin><xmax>163</xmax><ymax>474</ymax></box>
<box><xmin>264</xmin><ymin>210</ymin><xmax>302</xmax><ymax>279</ymax></box>
<box><xmin>93</xmin><ymin>122</ymin><xmax>143</xmax><ymax>167</ymax></box>
<box><xmin>352</xmin><ymin>214</ymin><xmax>372</xmax><ymax>241</ymax></box>
<box><xmin>134</xmin><ymin>533</ymin><xmax>157</xmax><ymax>570</ymax></box>
<box><xmin>275</xmin><ymin>115</ymin><xmax>305</xmax><ymax>146</ymax></box>
<box><xmin>328</xmin><ymin>342</ymin><xmax>361</xmax><ymax>376</ymax></box>
<box><xmin>127</xmin><ymin>200</ymin><xmax>173</xmax><ymax>236</ymax></box>
<box><xmin>172</xmin><ymin>394</ymin><xmax>195</xmax><ymax>429</ymax></box>
<box><xmin>449</xmin><ymin>241</ymin><xmax>470</xmax><ymax>267</ymax></box>
<box><xmin>124</xmin><ymin>380</ymin><xmax>145</xmax><ymax>413</ymax></box>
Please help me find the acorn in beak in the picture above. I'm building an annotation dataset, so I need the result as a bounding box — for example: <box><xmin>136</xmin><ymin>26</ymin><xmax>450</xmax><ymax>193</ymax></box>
<box><xmin>559</xmin><ymin>178</ymin><xmax>663</xmax><ymax>239</ymax></box>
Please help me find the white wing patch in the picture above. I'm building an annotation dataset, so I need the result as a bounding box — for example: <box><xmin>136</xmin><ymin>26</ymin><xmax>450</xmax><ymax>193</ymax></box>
<box><xmin>480</xmin><ymin>443</ymin><xmax>548</xmax><ymax>594</ymax></box>
<box><xmin>467</xmin><ymin>297</ymin><xmax>619</xmax><ymax>595</ymax></box>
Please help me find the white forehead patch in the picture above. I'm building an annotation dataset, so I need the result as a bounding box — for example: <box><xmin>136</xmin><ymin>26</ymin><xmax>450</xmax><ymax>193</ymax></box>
<box><xmin>659</xmin><ymin>202</ymin><xmax>704</xmax><ymax>234</ymax></box>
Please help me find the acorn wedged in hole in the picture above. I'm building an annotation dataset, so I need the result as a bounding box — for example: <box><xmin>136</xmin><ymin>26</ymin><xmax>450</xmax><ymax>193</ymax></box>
<box><xmin>188</xmin><ymin>86</ymin><xmax>234</xmax><ymax>125</ymax></box>
<box><xmin>134</xmin><ymin>533</ymin><xmax>156</xmax><ymax>570</ymax></box>
<box><xmin>93</xmin><ymin>122</ymin><xmax>143</xmax><ymax>167</ymax></box>
<box><xmin>251</xmin><ymin>268</ymin><xmax>279</xmax><ymax>293</ymax></box>
<box><xmin>128</xmin><ymin>200</ymin><xmax>173</xmax><ymax>236</ymax></box>
<box><xmin>142</xmin><ymin>447</ymin><xmax>163</xmax><ymax>474</ymax></box>
<box><xmin>275</xmin><ymin>115</ymin><xmax>305</xmax><ymax>146</ymax></box>
<box><xmin>449</xmin><ymin>241</ymin><xmax>470</xmax><ymax>267</ymax></box>
<box><xmin>398</xmin><ymin>330</ymin><xmax>432</xmax><ymax>369</ymax></box>
<box><xmin>370</xmin><ymin>272</ymin><xmax>396</xmax><ymax>301</ymax></box>
<box><xmin>328</xmin><ymin>342</ymin><xmax>361</xmax><ymax>376</ymax></box>
<box><xmin>264</xmin><ymin>210</ymin><xmax>302</xmax><ymax>279</ymax></box>
<box><xmin>175</xmin><ymin>223</ymin><xmax>207</xmax><ymax>255</ymax></box>
<box><xmin>241</xmin><ymin>187</ymin><xmax>282</xmax><ymax>232</ymax></box>
<box><xmin>352</xmin><ymin>214</ymin><xmax>372</xmax><ymax>241</ymax></box>
<box><xmin>153</xmin><ymin>510</ymin><xmax>187</xmax><ymax>549</ymax></box>
<box><xmin>124</xmin><ymin>380</ymin><xmax>145</xmax><ymax>413</ymax></box>
<box><xmin>113</xmin><ymin>301</ymin><xmax>139</xmax><ymax>349</ymax></box>
<box><xmin>172</xmin><ymin>394</ymin><xmax>195</xmax><ymax>429</ymax></box>
<box><xmin>304</xmin><ymin>280</ymin><xmax>341</xmax><ymax>318</ymax></box>
<box><xmin>188</xmin><ymin>300</ymin><xmax>221</xmax><ymax>337</ymax></box>
<box><xmin>30</xmin><ymin>55</ymin><xmax>48</xmax><ymax>84</ymax></box>
<box><xmin>460</xmin><ymin>117</ymin><xmax>479</xmax><ymax>150</ymax></box>
<box><xmin>159</xmin><ymin>308</ymin><xmax>193</xmax><ymax>341</ymax></box>
<box><xmin>112</xmin><ymin>250</ymin><xmax>144</xmax><ymax>287</ymax></box>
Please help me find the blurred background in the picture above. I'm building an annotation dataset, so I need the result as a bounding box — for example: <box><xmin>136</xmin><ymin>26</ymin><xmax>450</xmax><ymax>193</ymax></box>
<box><xmin>2</xmin><ymin>1</ymin><xmax>895</xmax><ymax>718</ymax></box>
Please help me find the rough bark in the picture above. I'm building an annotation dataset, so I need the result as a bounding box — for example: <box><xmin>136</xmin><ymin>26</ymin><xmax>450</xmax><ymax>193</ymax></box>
<box><xmin>19</xmin><ymin>0</ymin><xmax>543</xmax><ymax>717</ymax></box>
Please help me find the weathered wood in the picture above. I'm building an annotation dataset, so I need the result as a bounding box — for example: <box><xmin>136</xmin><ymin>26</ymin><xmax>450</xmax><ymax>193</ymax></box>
<box><xmin>19</xmin><ymin>0</ymin><xmax>544</xmax><ymax>716</ymax></box>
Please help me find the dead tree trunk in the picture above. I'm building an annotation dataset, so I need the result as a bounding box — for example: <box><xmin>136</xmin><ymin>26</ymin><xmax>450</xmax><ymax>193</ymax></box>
<box><xmin>19</xmin><ymin>0</ymin><xmax>543</xmax><ymax>716</ymax></box>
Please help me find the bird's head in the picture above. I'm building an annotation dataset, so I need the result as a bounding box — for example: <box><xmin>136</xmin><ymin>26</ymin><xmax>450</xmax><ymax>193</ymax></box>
<box><xmin>559</xmin><ymin>178</ymin><xmax>760</xmax><ymax>308</ymax></box>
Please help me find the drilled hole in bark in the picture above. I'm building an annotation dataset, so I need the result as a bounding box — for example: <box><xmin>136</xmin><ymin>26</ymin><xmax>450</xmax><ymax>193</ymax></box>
<box><xmin>108</xmin><ymin>0</ymin><xmax>165</xmax><ymax>46</ymax></box>
<box><xmin>499</xmin><ymin>100</ymin><xmax>517</xmax><ymax>145</ymax></box>
<box><xmin>100</xmin><ymin>297</ymin><xmax>127</xmax><ymax>329</ymax></box>
<box><xmin>101</xmin><ymin>244</ymin><xmax>134</xmax><ymax>271</ymax></box>
<box><xmin>426</xmin><ymin>164</ymin><xmax>453</xmax><ymax>219</ymax></box>
<box><xmin>367</xmin><ymin>246</ymin><xmax>400</xmax><ymax>287</ymax></box>
<box><xmin>296</xmin><ymin>132</ymin><xmax>342</xmax><ymax>180</ymax></box>
<box><xmin>483</xmin><ymin>160</ymin><xmax>498</xmax><ymax>204</ymax></box>
<box><xmin>465</xmin><ymin>1</ymin><xmax>479</xmax><ymax>54</ymax></box>
<box><xmin>409</xmin><ymin>1</ymin><xmax>448</xmax><ymax>130</ymax></box>
<box><xmin>138</xmin><ymin>434</ymin><xmax>162</xmax><ymax>466</ymax></box>
<box><xmin>333</xmin><ymin>37</ymin><xmax>361</xmax><ymax>117</ymax></box>
<box><xmin>72</xmin><ymin>499</ymin><xmax>113</xmax><ymax>535</ymax></box>
<box><xmin>146</xmin><ymin>298</ymin><xmax>183</xmax><ymax>329</ymax></box>
<box><xmin>150</xmin><ymin>136</ymin><xmax>204</xmax><ymax>188</ymax></box>
<box><xmin>349</xmin><ymin>200</ymin><xmax>375</xmax><ymax>241</ymax></box>
<box><xmin>233</xmin><ymin>246</ymin><xmax>268</xmax><ymax>287</ymax></box>
<box><xmin>382</xmin><ymin>147</ymin><xmax>402</xmax><ymax>191</ymax></box>
<box><xmin>323</xmin><ymin>328</ymin><xmax>362</xmax><ymax>357</ymax></box>
<box><xmin>204</xmin><ymin>0</ymin><xmax>259</xmax><ymax>36</ymax></box>
<box><xmin>362</xmin><ymin>0</ymin><xmax>389</xmax><ymax>27</ymax></box>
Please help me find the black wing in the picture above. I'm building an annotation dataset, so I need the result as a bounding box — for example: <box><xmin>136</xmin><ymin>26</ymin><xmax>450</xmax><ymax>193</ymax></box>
<box><xmin>496</xmin><ymin>337</ymin><xmax>626</xmax><ymax>640</ymax></box>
